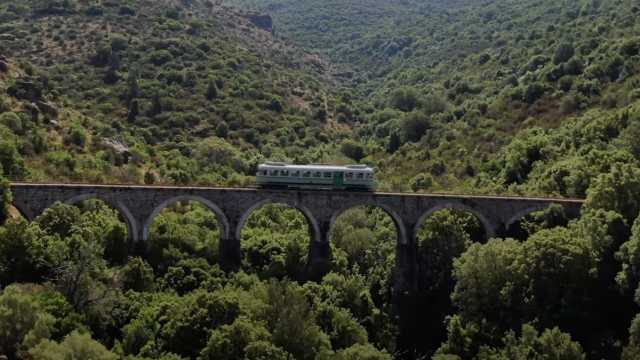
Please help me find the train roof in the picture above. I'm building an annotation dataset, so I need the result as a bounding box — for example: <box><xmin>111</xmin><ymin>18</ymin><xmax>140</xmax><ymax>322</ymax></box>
<box><xmin>258</xmin><ymin>162</ymin><xmax>374</xmax><ymax>172</ymax></box>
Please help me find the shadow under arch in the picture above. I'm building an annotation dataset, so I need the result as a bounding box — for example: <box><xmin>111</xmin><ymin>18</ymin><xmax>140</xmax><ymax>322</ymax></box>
<box><xmin>329</xmin><ymin>203</ymin><xmax>406</xmax><ymax>245</ymax></box>
<box><xmin>236</xmin><ymin>199</ymin><xmax>321</xmax><ymax>243</ymax></box>
<box><xmin>143</xmin><ymin>195</ymin><xmax>230</xmax><ymax>242</ymax></box>
<box><xmin>414</xmin><ymin>202</ymin><xmax>496</xmax><ymax>241</ymax></box>
<box><xmin>65</xmin><ymin>193</ymin><xmax>138</xmax><ymax>241</ymax></box>
<box><xmin>504</xmin><ymin>205</ymin><xmax>550</xmax><ymax>232</ymax></box>
<box><xmin>504</xmin><ymin>204</ymin><xmax>561</xmax><ymax>240</ymax></box>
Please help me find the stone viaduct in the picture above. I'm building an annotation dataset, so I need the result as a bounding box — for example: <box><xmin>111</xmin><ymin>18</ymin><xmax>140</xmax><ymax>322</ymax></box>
<box><xmin>8</xmin><ymin>183</ymin><xmax>584</xmax><ymax>289</ymax></box>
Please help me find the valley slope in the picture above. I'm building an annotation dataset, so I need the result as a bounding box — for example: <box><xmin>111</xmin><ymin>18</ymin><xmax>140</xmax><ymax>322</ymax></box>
<box><xmin>0</xmin><ymin>0</ymin><xmax>347</xmax><ymax>185</ymax></box>
<box><xmin>227</xmin><ymin>0</ymin><xmax>640</xmax><ymax>196</ymax></box>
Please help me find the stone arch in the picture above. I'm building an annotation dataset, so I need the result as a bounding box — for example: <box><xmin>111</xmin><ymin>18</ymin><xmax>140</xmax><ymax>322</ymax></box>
<box><xmin>329</xmin><ymin>203</ymin><xmax>407</xmax><ymax>244</ymax></box>
<box><xmin>236</xmin><ymin>199</ymin><xmax>321</xmax><ymax>243</ymax></box>
<box><xmin>503</xmin><ymin>204</ymin><xmax>556</xmax><ymax>240</ymax></box>
<box><xmin>65</xmin><ymin>193</ymin><xmax>139</xmax><ymax>242</ymax></box>
<box><xmin>415</xmin><ymin>202</ymin><xmax>496</xmax><ymax>241</ymax></box>
<box><xmin>143</xmin><ymin>195</ymin><xmax>230</xmax><ymax>242</ymax></box>
<box><xmin>504</xmin><ymin>205</ymin><xmax>549</xmax><ymax>231</ymax></box>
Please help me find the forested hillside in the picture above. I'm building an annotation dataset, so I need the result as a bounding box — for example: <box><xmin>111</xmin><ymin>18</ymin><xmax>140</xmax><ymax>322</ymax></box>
<box><xmin>0</xmin><ymin>0</ymin><xmax>352</xmax><ymax>185</ymax></box>
<box><xmin>3</xmin><ymin>0</ymin><xmax>640</xmax><ymax>359</ymax></box>
<box><xmin>228</xmin><ymin>0</ymin><xmax>640</xmax><ymax>194</ymax></box>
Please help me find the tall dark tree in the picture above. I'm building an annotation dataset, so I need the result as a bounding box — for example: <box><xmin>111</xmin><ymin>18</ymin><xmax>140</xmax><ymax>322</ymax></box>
<box><xmin>103</xmin><ymin>53</ymin><xmax>120</xmax><ymax>84</ymax></box>
<box><xmin>149</xmin><ymin>91</ymin><xmax>162</xmax><ymax>116</ymax></box>
<box><xmin>126</xmin><ymin>67</ymin><xmax>140</xmax><ymax>103</ymax></box>
<box><xmin>401</xmin><ymin>111</ymin><xmax>431</xmax><ymax>142</ymax></box>
<box><xmin>387</xmin><ymin>131</ymin><xmax>401</xmax><ymax>153</ymax></box>
<box><xmin>127</xmin><ymin>99</ymin><xmax>139</xmax><ymax>122</ymax></box>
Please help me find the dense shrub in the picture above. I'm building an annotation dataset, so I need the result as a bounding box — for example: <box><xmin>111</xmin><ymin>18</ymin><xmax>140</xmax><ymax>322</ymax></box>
<box><xmin>389</xmin><ymin>87</ymin><xmax>419</xmax><ymax>112</ymax></box>
<box><xmin>0</xmin><ymin>141</ymin><xmax>25</xmax><ymax>178</ymax></box>
<box><xmin>67</xmin><ymin>126</ymin><xmax>87</xmax><ymax>148</ymax></box>
<box><xmin>148</xmin><ymin>50</ymin><xmax>172</xmax><ymax>66</ymax></box>
<box><xmin>86</xmin><ymin>5</ymin><xmax>103</xmax><ymax>16</ymax></box>
<box><xmin>118</xmin><ymin>5</ymin><xmax>136</xmax><ymax>16</ymax></box>
<box><xmin>401</xmin><ymin>111</ymin><xmax>431</xmax><ymax>142</ymax></box>
<box><xmin>340</xmin><ymin>140</ymin><xmax>366</xmax><ymax>162</ymax></box>
<box><xmin>410</xmin><ymin>173</ymin><xmax>433</xmax><ymax>191</ymax></box>
<box><xmin>554</xmin><ymin>42</ymin><xmax>575</xmax><ymax>64</ymax></box>
<box><xmin>476</xmin><ymin>325</ymin><xmax>585</xmax><ymax>360</ymax></box>
<box><xmin>110</xmin><ymin>35</ymin><xmax>128</xmax><ymax>52</ymax></box>
<box><xmin>0</xmin><ymin>112</ymin><xmax>22</xmax><ymax>133</ymax></box>
<box><xmin>29</xmin><ymin>331</ymin><xmax>117</xmax><ymax>360</ymax></box>
<box><xmin>523</xmin><ymin>83</ymin><xmax>548</xmax><ymax>104</ymax></box>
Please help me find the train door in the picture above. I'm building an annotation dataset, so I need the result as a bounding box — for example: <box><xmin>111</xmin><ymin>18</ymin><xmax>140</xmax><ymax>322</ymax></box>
<box><xmin>333</xmin><ymin>172</ymin><xmax>344</xmax><ymax>188</ymax></box>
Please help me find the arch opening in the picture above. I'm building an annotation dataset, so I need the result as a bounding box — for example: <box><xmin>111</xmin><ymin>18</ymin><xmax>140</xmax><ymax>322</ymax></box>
<box><xmin>504</xmin><ymin>204</ymin><xmax>571</xmax><ymax>241</ymax></box>
<box><xmin>144</xmin><ymin>195</ymin><xmax>229</xmax><ymax>242</ymax></box>
<box><xmin>65</xmin><ymin>197</ymin><xmax>132</xmax><ymax>266</ymax></box>
<box><xmin>239</xmin><ymin>201</ymin><xmax>316</xmax><ymax>280</ymax></box>
<box><xmin>66</xmin><ymin>194</ymin><xmax>137</xmax><ymax>240</ymax></box>
<box><xmin>328</xmin><ymin>205</ymin><xmax>399</xmax><ymax>277</ymax></box>
<box><xmin>415</xmin><ymin>203</ymin><xmax>493</xmax><ymax>242</ymax></box>
<box><xmin>145</xmin><ymin>198</ymin><xmax>224</xmax><ymax>277</ymax></box>
<box><xmin>328</xmin><ymin>205</ymin><xmax>399</xmax><ymax>354</ymax></box>
<box><xmin>411</xmin><ymin>207</ymin><xmax>489</xmax><ymax>356</ymax></box>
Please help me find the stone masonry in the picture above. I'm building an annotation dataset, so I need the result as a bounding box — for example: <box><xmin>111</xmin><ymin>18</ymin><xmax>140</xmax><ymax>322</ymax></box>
<box><xmin>8</xmin><ymin>183</ymin><xmax>584</xmax><ymax>290</ymax></box>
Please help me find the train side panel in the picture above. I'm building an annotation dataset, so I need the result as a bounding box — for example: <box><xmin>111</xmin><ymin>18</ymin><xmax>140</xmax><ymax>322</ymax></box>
<box><xmin>256</xmin><ymin>164</ymin><xmax>376</xmax><ymax>190</ymax></box>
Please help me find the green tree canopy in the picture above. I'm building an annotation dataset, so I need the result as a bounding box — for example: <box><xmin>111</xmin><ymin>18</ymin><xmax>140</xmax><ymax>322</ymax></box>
<box><xmin>199</xmin><ymin>317</ymin><xmax>270</xmax><ymax>360</ymax></box>
<box><xmin>0</xmin><ymin>140</ymin><xmax>25</xmax><ymax>178</ymax></box>
<box><xmin>401</xmin><ymin>111</ymin><xmax>431</xmax><ymax>142</ymax></box>
<box><xmin>28</xmin><ymin>331</ymin><xmax>117</xmax><ymax>360</ymax></box>
<box><xmin>0</xmin><ymin>285</ymin><xmax>54</xmax><ymax>359</ymax></box>
<box><xmin>585</xmin><ymin>163</ymin><xmax>640</xmax><ymax>224</ymax></box>
<box><xmin>477</xmin><ymin>324</ymin><xmax>585</xmax><ymax>360</ymax></box>
<box><xmin>340</xmin><ymin>140</ymin><xmax>366</xmax><ymax>162</ymax></box>
<box><xmin>389</xmin><ymin>87</ymin><xmax>419</xmax><ymax>112</ymax></box>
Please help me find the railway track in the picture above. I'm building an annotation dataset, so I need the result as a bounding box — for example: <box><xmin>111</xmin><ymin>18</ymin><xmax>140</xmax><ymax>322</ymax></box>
<box><xmin>8</xmin><ymin>182</ymin><xmax>585</xmax><ymax>203</ymax></box>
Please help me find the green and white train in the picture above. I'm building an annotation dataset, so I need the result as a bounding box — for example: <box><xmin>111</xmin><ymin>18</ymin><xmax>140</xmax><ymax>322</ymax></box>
<box><xmin>256</xmin><ymin>162</ymin><xmax>376</xmax><ymax>190</ymax></box>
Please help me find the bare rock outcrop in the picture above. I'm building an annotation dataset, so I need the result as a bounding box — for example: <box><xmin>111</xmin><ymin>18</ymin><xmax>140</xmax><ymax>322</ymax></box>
<box><xmin>36</xmin><ymin>100</ymin><xmax>59</xmax><ymax>118</ymax></box>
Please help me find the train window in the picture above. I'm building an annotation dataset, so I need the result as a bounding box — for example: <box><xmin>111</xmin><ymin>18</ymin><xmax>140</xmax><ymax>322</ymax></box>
<box><xmin>314</xmin><ymin>171</ymin><xmax>321</xmax><ymax>178</ymax></box>
<box><xmin>303</xmin><ymin>171</ymin><xmax>311</xmax><ymax>178</ymax></box>
<box><xmin>356</xmin><ymin>173</ymin><xmax>364</xmax><ymax>179</ymax></box>
<box><xmin>292</xmin><ymin>171</ymin><xmax>300</xmax><ymax>177</ymax></box>
<box><xmin>366</xmin><ymin>173</ymin><xmax>373</xmax><ymax>179</ymax></box>
<box><xmin>269</xmin><ymin>170</ymin><xmax>279</xmax><ymax>176</ymax></box>
<box><xmin>323</xmin><ymin>172</ymin><xmax>332</xmax><ymax>178</ymax></box>
<box><xmin>280</xmin><ymin>170</ymin><xmax>289</xmax><ymax>176</ymax></box>
<box><xmin>346</xmin><ymin>172</ymin><xmax>353</xmax><ymax>179</ymax></box>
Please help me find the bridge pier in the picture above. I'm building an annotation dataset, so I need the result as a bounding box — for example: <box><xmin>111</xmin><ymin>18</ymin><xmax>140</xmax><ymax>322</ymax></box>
<box><xmin>308</xmin><ymin>240</ymin><xmax>332</xmax><ymax>281</ymax></box>
<box><xmin>394</xmin><ymin>223</ymin><xmax>418</xmax><ymax>294</ymax></box>
<box><xmin>303</xmin><ymin>214</ymin><xmax>331</xmax><ymax>280</ymax></box>
<box><xmin>220</xmin><ymin>237</ymin><xmax>242</xmax><ymax>272</ymax></box>
<box><xmin>126</xmin><ymin>215</ymin><xmax>147</xmax><ymax>257</ymax></box>
<box><xmin>307</xmin><ymin>216</ymin><xmax>331</xmax><ymax>280</ymax></box>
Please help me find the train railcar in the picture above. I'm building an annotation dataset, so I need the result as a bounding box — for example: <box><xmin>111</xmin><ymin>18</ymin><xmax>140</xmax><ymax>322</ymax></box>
<box><xmin>256</xmin><ymin>162</ymin><xmax>376</xmax><ymax>190</ymax></box>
